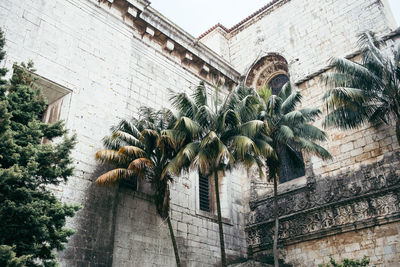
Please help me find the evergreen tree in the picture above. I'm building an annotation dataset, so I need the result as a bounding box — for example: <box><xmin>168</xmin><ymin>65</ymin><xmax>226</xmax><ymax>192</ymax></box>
<box><xmin>0</xmin><ymin>28</ymin><xmax>79</xmax><ymax>267</ymax></box>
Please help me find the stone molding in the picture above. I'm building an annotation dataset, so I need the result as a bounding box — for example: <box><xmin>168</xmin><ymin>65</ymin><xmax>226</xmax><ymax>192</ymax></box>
<box><xmin>94</xmin><ymin>0</ymin><xmax>241</xmax><ymax>88</ymax></box>
<box><xmin>246</xmin><ymin>152</ymin><xmax>400</xmax><ymax>253</ymax></box>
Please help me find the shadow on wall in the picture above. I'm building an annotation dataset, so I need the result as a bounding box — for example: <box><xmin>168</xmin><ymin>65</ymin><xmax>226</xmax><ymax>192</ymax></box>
<box><xmin>58</xmin><ymin>165</ymin><xmax>119</xmax><ymax>267</ymax></box>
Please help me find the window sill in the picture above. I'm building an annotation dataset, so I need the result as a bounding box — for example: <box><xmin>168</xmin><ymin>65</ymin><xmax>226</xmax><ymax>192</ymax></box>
<box><xmin>195</xmin><ymin>209</ymin><xmax>233</xmax><ymax>226</ymax></box>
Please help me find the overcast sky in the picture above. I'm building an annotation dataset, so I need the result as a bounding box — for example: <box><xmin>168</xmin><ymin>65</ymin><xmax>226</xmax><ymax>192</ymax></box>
<box><xmin>151</xmin><ymin>0</ymin><xmax>400</xmax><ymax>37</ymax></box>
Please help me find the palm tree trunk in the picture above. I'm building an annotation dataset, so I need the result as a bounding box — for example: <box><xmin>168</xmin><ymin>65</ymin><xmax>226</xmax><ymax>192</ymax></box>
<box><xmin>214</xmin><ymin>171</ymin><xmax>227</xmax><ymax>267</ymax></box>
<box><xmin>167</xmin><ymin>216</ymin><xmax>181</xmax><ymax>267</ymax></box>
<box><xmin>396</xmin><ymin>119</ymin><xmax>400</xmax><ymax>146</ymax></box>
<box><xmin>273</xmin><ymin>175</ymin><xmax>279</xmax><ymax>267</ymax></box>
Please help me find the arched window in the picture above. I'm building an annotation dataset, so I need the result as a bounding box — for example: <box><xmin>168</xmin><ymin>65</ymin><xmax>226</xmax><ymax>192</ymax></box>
<box><xmin>246</xmin><ymin>54</ymin><xmax>305</xmax><ymax>183</ymax></box>
<box><xmin>268</xmin><ymin>73</ymin><xmax>289</xmax><ymax>95</ymax></box>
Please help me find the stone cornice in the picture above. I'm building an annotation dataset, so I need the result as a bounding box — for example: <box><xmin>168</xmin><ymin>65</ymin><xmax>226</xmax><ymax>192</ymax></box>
<box><xmin>96</xmin><ymin>0</ymin><xmax>241</xmax><ymax>88</ymax></box>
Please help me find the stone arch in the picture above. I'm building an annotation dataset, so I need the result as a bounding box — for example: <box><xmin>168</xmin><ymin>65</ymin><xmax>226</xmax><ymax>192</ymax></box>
<box><xmin>245</xmin><ymin>53</ymin><xmax>289</xmax><ymax>90</ymax></box>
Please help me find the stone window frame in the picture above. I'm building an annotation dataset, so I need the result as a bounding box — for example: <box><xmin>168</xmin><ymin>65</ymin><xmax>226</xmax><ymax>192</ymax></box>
<box><xmin>195</xmin><ymin>171</ymin><xmax>233</xmax><ymax>224</ymax></box>
<box><xmin>32</xmin><ymin>73</ymin><xmax>73</xmax><ymax>143</ymax></box>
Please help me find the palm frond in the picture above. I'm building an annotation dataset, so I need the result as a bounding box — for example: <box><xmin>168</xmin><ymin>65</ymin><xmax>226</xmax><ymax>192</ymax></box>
<box><xmin>295</xmin><ymin>124</ymin><xmax>327</xmax><ymax>142</ymax></box>
<box><xmin>195</xmin><ymin>105</ymin><xmax>217</xmax><ymax>128</ymax></box>
<box><xmin>266</xmin><ymin>95</ymin><xmax>282</xmax><ymax>116</ymax></box>
<box><xmin>240</xmin><ymin>120</ymin><xmax>266</xmax><ymax>138</ymax></box>
<box><xmin>112</xmin><ymin>130</ymin><xmax>141</xmax><ymax>146</ymax></box>
<box><xmin>295</xmin><ymin>138</ymin><xmax>332</xmax><ymax>160</ymax></box>
<box><xmin>283</xmin><ymin>110</ymin><xmax>305</xmax><ymax>125</ymax></box>
<box><xmin>259</xmin><ymin>86</ymin><xmax>272</xmax><ymax>104</ymax></box>
<box><xmin>278</xmin><ymin>81</ymin><xmax>292</xmax><ymax>100</ymax></box>
<box><xmin>327</xmin><ymin>57</ymin><xmax>381</xmax><ymax>86</ymax></box>
<box><xmin>170</xmin><ymin>91</ymin><xmax>197</xmax><ymax>118</ymax></box>
<box><xmin>323</xmin><ymin>105</ymin><xmax>369</xmax><ymax>129</ymax></box>
<box><xmin>114</xmin><ymin>119</ymin><xmax>141</xmax><ymax>138</ymax></box>
<box><xmin>174</xmin><ymin>116</ymin><xmax>200</xmax><ymax>139</ymax></box>
<box><xmin>232</xmin><ymin>135</ymin><xmax>259</xmax><ymax>159</ymax></box>
<box><xmin>219</xmin><ymin>109</ymin><xmax>241</xmax><ymax>132</ymax></box>
<box><xmin>253</xmin><ymin>138</ymin><xmax>275</xmax><ymax>158</ymax></box>
<box><xmin>96</xmin><ymin>168</ymin><xmax>134</xmax><ymax>186</ymax></box>
<box><xmin>300</xmin><ymin>108</ymin><xmax>322</xmax><ymax>122</ymax></box>
<box><xmin>192</xmin><ymin>81</ymin><xmax>208</xmax><ymax>107</ymax></box>
<box><xmin>95</xmin><ymin>150</ymin><xmax>125</xmax><ymax>164</ymax></box>
<box><xmin>128</xmin><ymin>158</ymin><xmax>154</xmax><ymax>178</ymax></box>
<box><xmin>276</xmin><ymin>125</ymin><xmax>294</xmax><ymax>143</ymax></box>
<box><xmin>200</xmin><ymin>131</ymin><xmax>220</xmax><ymax>149</ymax></box>
<box><xmin>281</xmin><ymin>91</ymin><xmax>302</xmax><ymax>114</ymax></box>
<box><xmin>118</xmin><ymin>146</ymin><xmax>145</xmax><ymax>157</ymax></box>
<box><xmin>323</xmin><ymin>87</ymin><xmax>365</xmax><ymax>109</ymax></box>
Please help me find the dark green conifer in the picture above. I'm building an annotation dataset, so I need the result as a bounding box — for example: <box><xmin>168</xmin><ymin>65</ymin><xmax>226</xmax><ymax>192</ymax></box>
<box><xmin>0</xmin><ymin>28</ymin><xmax>79</xmax><ymax>267</ymax></box>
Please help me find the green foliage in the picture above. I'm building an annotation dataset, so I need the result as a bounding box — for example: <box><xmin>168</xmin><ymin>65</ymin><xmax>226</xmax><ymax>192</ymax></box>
<box><xmin>322</xmin><ymin>31</ymin><xmax>400</xmax><ymax>144</ymax></box>
<box><xmin>319</xmin><ymin>256</ymin><xmax>370</xmax><ymax>267</ymax></box>
<box><xmin>252</xmin><ymin>82</ymin><xmax>331</xmax><ymax>181</ymax></box>
<box><xmin>0</xmin><ymin>245</ymin><xmax>31</xmax><ymax>267</ymax></box>
<box><xmin>167</xmin><ymin>82</ymin><xmax>264</xmax><ymax>266</ymax></box>
<box><xmin>167</xmin><ymin>82</ymin><xmax>263</xmax><ymax>178</ymax></box>
<box><xmin>0</xmin><ymin>29</ymin><xmax>79</xmax><ymax>267</ymax></box>
<box><xmin>96</xmin><ymin>107</ymin><xmax>179</xmax><ymax>218</ymax></box>
<box><xmin>95</xmin><ymin>107</ymin><xmax>183</xmax><ymax>266</ymax></box>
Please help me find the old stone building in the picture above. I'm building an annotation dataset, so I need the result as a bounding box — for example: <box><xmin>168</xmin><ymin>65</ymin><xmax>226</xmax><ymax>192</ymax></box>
<box><xmin>0</xmin><ymin>0</ymin><xmax>399</xmax><ymax>266</ymax></box>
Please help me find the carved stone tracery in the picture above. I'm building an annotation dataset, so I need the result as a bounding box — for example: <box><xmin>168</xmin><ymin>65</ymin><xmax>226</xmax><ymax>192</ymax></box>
<box><xmin>246</xmin><ymin>152</ymin><xmax>400</xmax><ymax>252</ymax></box>
<box><xmin>246</xmin><ymin>54</ymin><xmax>289</xmax><ymax>90</ymax></box>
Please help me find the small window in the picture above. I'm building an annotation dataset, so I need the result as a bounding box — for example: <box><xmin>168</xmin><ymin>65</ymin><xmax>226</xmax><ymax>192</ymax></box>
<box><xmin>199</xmin><ymin>173</ymin><xmax>210</xmax><ymax>212</ymax></box>
<box><xmin>34</xmin><ymin>74</ymin><xmax>72</xmax><ymax>143</ymax></box>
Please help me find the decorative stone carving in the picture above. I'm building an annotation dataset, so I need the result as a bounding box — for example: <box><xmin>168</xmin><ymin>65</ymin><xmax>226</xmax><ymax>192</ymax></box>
<box><xmin>246</xmin><ymin>152</ymin><xmax>400</xmax><ymax>252</ymax></box>
<box><xmin>246</xmin><ymin>54</ymin><xmax>289</xmax><ymax>90</ymax></box>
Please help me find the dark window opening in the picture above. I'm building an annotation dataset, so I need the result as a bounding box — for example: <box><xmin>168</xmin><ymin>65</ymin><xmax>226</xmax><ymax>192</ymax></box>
<box><xmin>279</xmin><ymin>147</ymin><xmax>305</xmax><ymax>183</ymax></box>
<box><xmin>268</xmin><ymin>74</ymin><xmax>289</xmax><ymax>95</ymax></box>
<box><xmin>199</xmin><ymin>173</ymin><xmax>210</xmax><ymax>212</ymax></box>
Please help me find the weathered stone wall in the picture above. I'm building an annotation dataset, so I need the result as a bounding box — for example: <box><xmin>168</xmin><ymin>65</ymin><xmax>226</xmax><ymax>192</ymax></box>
<box><xmin>0</xmin><ymin>0</ymin><xmax>249</xmax><ymax>266</ymax></box>
<box><xmin>199</xmin><ymin>27</ymin><xmax>231</xmax><ymax>62</ymax></box>
<box><xmin>245</xmin><ymin>33</ymin><xmax>400</xmax><ymax>266</ymax></box>
<box><xmin>226</xmin><ymin>0</ymin><xmax>395</xmax><ymax>80</ymax></box>
<box><xmin>298</xmin><ymin>35</ymin><xmax>400</xmax><ymax>178</ymax></box>
<box><xmin>283</xmin><ymin>221</ymin><xmax>400</xmax><ymax>266</ymax></box>
<box><xmin>113</xmin><ymin>168</ymin><xmax>250</xmax><ymax>267</ymax></box>
<box><xmin>1</xmin><ymin>0</ymin><xmax>399</xmax><ymax>266</ymax></box>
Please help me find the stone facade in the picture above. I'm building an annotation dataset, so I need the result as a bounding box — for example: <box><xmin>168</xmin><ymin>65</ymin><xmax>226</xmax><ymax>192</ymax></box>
<box><xmin>0</xmin><ymin>0</ymin><xmax>399</xmax><ymax>266</ymax></box>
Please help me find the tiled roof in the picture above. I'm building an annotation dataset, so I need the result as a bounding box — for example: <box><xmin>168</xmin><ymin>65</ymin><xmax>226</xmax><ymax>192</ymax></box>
<box><xmin>198</xmin><ymin>0</ymin><xmax>281</xmax><ymax>39</ymax></box>
<box><xmin>198</xmin><ymin>23</ymin><xmax>230</xmax><ymax>39</ymax></box>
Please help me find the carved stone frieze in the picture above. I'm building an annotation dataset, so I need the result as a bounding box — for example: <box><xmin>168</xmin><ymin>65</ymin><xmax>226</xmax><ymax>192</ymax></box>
<box><xmin>246</xmin><ymin>152</ymin><xmax>400</xmax><ymax>251</ymax></box>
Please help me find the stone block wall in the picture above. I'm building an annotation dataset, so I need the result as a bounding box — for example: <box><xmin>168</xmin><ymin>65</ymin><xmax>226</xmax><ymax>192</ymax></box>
<box><xmin>297</xmin><ymin>36</ymin><xmax>400</xmax><ymax>179</ymax></box>
<box><xmin>283</xmin><ymin>221</ymin><xmax>400</xmax><ymax>266</ymax></box>
<box><xmin>226</xmin><ymin>0</ymin><xmax>395</xmax><ymax>79</ymax></box>
<box><xmin>0</xmin><ymin>0</ymin><xmax>249</xmax><ymax>266</ymax></box>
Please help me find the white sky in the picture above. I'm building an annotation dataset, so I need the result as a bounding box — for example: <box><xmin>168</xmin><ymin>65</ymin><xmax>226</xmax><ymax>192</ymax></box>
<box><xmin>151</xmin><ymin>0</ymin><xmax>400</xmax><ymax>37</ymax></box>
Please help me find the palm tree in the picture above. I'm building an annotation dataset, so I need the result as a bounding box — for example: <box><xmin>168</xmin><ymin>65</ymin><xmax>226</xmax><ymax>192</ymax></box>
<box><xmin>246</xmin><ymin>83</ymin><xmax>331</xmax><ymax>266</ymax></box>
<box><xmin>166</xmin><ymin>82</ymin><xmax>263</xmax><ymax>267</ymax></box>
<box><xmin>322</xmin><ymin>31</ymin><xmax>400</xmax><ymax>144</ymax></box>
<box><xmin>95</xmin><ymin>107</ymin><xmax>183</xmax><ymax>267</ymax></box>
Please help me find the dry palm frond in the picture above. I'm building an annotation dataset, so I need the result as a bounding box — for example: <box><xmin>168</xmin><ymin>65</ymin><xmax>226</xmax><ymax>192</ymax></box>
<box><xmin>96</xmin><ymin>168</ymin><xmax>134</xmax><ymax>186</ymax></box>
<box><xmin>118</xmin><ymin>146</ymin><xmax>145</xmax><ymax>157</ymax></box>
